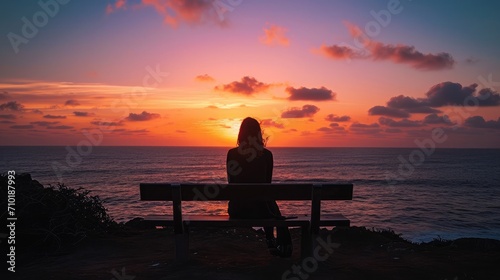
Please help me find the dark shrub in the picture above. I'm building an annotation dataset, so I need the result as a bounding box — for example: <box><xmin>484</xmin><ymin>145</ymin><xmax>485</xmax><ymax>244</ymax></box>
<box><xmin>1</xmin><ymin>173</ymin><xmax>116</xmax><ymax>251</ymax></box>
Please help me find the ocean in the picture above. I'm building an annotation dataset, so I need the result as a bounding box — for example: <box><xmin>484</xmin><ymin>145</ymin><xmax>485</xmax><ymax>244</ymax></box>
<box><xmin>1</xmin><ymin>146</ymin><xmax>499</xmax><ymax>243</ymax></box>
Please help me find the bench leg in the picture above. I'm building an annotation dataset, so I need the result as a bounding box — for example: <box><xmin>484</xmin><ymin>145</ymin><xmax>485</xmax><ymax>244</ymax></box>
<box><xmin>300</xmin><ymin>225</ymin><xmax>311</xmax><ymax>259</ymax></box>
<box><xmin>175</xmin><ymin>231</ymin><xmax>189</xmax><ymax>261</ymax></box>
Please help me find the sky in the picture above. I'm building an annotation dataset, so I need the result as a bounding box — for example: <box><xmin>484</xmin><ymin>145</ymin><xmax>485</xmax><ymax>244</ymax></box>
<box><xmin>1</xmin><ymin>0</ymin><xmax>500</xmax><ymax>147</ymax></box>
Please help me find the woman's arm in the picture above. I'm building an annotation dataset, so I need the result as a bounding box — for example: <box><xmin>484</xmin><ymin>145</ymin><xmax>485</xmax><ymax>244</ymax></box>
<box><xmin>266</xmin><ymin>150</ymin><xmax>273</xmax><ymax>183</ymax></box>
<box><xmin>227</xmin><ymin>148</ymin><xmax>243</xmax><ymax>183</ymax></box>
<box><xmin>226</xmin><ymin>149</ymin><xmax>233</xmax><ymax>183</ymax></box>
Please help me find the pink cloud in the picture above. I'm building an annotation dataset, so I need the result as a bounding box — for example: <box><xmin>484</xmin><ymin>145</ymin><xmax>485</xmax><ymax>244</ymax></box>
<box><xmin>261</xmin><ymin>119</ymin><xmax>285</xmax><ymax>129</ymax></box>
<box><xmin>260</xmin><ymin>24</ymin><xmax>290</xmax><ymax>46</ymax></box>
<box><xmin>215</xmin><ymin>76</ymin><xmax>271</xmax><ymax>95</ymax></box>
<box><xmin>318</xmin><ymin>22</ymin><xmax>455</xmax><ymax>71</ymax></box>
<box><xmin>106</xmin><ymin>0</ymin><xmax>127</xmax><ymax>14</ymax></box>
<box><xmin>368</xmin><ymin>41</ymin><xmax>454</xmax><ymax>70</ymax></box>
<box><xmin>195</xmin><ymin>74</ymin><xmax>215</xmax><ymax>82</ymax></box>
<box><xmin>141</xmin><ymin>0</ymin><xmax>217</xmax><ymax>27</ymax></box>
<box><xmin>286</xmin><ymin>86</ymin><xmax>336</xmax><ymax>101</ymax></box>
<box><xmin>64</xmin><ymin>99</ymin><xmax>80</xmax><ymax>106</ymax></box>
<box><xmin>106</xmin><ymin>0</ymin><xmax>220</xmax><ymax>27</ymax></box>
<box><xmin>319</xmin><ymin>44</ymin><xmax>364</xmax><ymax>60</ymax></box>
<box><xmin>0</xmin><ymin>101</ymin><xmax>24</xmax><ymax>111</ymax></box>
<box><xmin>325</xmin><ymin>114</ymin><xmax>351</xmax><ymax>122</ymax></box>
<box><xmin>125</xmin><ymin>111</ymin><xmax>161</xmax><ymax>121</ymax></box>
<box><xmin>116</xmin><ymin>0</ymin><xmax>127</xmax><ymax>9</ymax></box>
<box><xmin>349</xmin><ymin>122</ymin><xmax>382</xmax><ymax>134</ymax></box>
<box><xmin>281</xmin><ymin>105</ymin><xmax>320</xmax><ymax>118</ymax></box>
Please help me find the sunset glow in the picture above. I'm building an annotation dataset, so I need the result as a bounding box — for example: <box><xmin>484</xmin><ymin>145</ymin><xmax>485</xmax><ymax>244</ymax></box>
<box><xmin>1</xmin><ymin>0</ymin><xmax>500</xmax><ymax>147</ymax></box>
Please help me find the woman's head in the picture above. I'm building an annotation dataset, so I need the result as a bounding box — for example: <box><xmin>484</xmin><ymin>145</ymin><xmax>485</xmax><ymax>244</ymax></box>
<box><xmin>237</xmin><ymin>117</ymin><xmax>264</xmax><ymax>147</ymax></box>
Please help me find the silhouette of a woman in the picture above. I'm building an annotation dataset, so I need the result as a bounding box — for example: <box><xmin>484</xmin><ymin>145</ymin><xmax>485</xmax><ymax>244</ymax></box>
<box><xmin>226</xmin><ymin>117</ymin><xmax>292</xmax><ymax>257</ymax></box>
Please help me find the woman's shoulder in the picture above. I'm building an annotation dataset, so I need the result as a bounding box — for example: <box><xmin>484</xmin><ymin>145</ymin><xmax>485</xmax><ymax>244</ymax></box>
<box><xmin>227</xmin><ymin>147</ymin><xmax>240</xmax><ymax>159</ymax></box>
<box><xmin>227</xmin><ymin>147</ymin><xmax>272</xmax><ymax>158</ymax></box>
<box><xmin>263</xmin><ymin>148</ymin><xmax>273</xmax><ymax>158</ymax></box>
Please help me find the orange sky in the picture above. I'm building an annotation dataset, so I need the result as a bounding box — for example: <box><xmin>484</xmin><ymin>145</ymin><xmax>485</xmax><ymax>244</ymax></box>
<box><xmin>1</xmin><ymin>0</ymin><xmax>500</xmax><ymax>147</ymax></box>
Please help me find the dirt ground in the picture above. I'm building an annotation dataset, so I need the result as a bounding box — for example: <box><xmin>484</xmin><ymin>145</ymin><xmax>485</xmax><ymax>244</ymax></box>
<box><xmin>10</xmin><ymin>225</ymin><xmax>500</xmax><ymax>280</ymax></box>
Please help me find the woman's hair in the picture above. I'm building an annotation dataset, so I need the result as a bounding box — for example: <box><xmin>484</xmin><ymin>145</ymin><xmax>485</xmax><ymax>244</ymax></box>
<box><xmin>237</xmin><ymin>117</ymin><xmax>265</xmax><ymax>147</ymax></box>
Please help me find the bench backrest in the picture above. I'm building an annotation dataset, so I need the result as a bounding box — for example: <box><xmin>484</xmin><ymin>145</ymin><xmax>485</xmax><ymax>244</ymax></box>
<box><xmin>140</xmin><ymin>183</ymin><xmax>353</xmax><ymax>201</ymax></box>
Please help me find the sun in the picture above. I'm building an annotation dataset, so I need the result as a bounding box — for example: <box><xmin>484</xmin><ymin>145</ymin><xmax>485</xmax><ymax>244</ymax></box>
<box><xmin>220</xmin><ymin>119</ymin><xmax>242</xmax><ymax>142</ymax></box>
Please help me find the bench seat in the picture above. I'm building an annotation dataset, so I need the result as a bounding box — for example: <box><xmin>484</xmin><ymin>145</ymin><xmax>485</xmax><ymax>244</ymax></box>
<box><xmin>143</xmin><ymin>214</ymin><xmax>350</xmax><ymax>227</ymax></box>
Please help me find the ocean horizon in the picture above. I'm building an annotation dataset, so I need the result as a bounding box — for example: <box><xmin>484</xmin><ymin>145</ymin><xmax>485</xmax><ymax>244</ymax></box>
<box><xmin>1</xmin><ymin>146</ymin><xmax>499</xmax><ymax>243</ymax></box>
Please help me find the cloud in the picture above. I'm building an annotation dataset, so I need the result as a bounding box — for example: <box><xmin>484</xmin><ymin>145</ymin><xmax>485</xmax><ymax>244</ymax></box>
<box><xmin>106</xmin><ymin>0</ymin><xmax>127</xmax><ymax>14</ymax></box>
<box><xmin>112</xmin><ymin>128</ymin><xmax>150</xmax><ymax>135</ymax></box>
<box><xmin>260</xmin><ymin>24</ymin><xmax>289</xmax><ymax>46</ymax></box>
<box><xmin>476</xmin><ymin>88</ymin><xmax>500</xmax><ymax>106</ymax></box>
<box><xmin>350</xmin><ymin>123</ymin><xmax>379</xmax><ymax>128</ymax></box>
<box><xmin>378</xmin><ymin>117</ymin><xmax>422</xmax><ymax>127</ymax></box>
<box><xmin>465</xmin><ymin>57</ymin><xmax>479</xmax><ymax>65</ymax></box>
<box><xmin>318</xmin><ymin>22</ymin><xmax>455</xmax><ymax>71</ymax></box>
<box><xmin>195</xmin><ymin>74</ymin><xmax>215</xmax><ymax>82</ymax></box>
<box><xmin>10</xmin><ymin>124</ymin><xmax>34</xmax><ymax>129</ymax></box>
<box><xmin>424</xmin><ymin>82</ymin><xmax>500</xmax><ymax>107</ymax></box>
<box><xmin>424</xmin><ymin>82</ymin><xmax>475</xmax><ymax>107</ymax></box>
<box><xmin>0</xmin><ymin>120</ymin><xmax>15</xmax><ymax>124</ymax></box>
<box><xmin>318</xmin><ymin>44</ymin><xmax>364</xmax><ymax>60</ymax></box>
<box><xmin>368</xmin><ymin>41</ymin><xmax>455</xmax><ymax>70</ymax></box>
<box><xmin>141</xmin><ymin>0</ymin><xmax>219</xmax><ymax>27</ymax></box>
<box><xmin>127</xmin><ymin>129</ymin><xmax>149</xmax><ymax>134</ymax></box>
<box><xmin>43</xmin><ymin>114</ymin><xmax>66</xmax><ymax>119</ymax></box>
<box><xmin>349</xmin><ymin>122</ymin><xmax>381</xmax><ymax>134</ymax></box>
<box><xmin>0</xmin><ymin>81</ymin><xmax>133</xmax><ymax>105</ymax></box>
<box><xmin>0</xmin><ymin>101</ymin><xmax>24</xmax><ymax>111</ymax></box>
<box><xmin>215</xmin><ymin>76</ymin><xmax>271</xmax><ymax>95</ymax></box>
<box><xmin>47</xmin><ymin>125</ymin><xmax>74</xmax><ymax>130</ymax></box>
<box><xmin>64</xmin><ymin>99</ymin><xmax>80</xmax><ymax>106</ymax></box>
<box><xmin>0</xmin><ymin>114</ymin><xmax>16</xmax><ymax>119</ymax></box>
<box><xmin>91</xmin><ymin>120</ymin><xmax>124</xmax><ymax>127</ymax></box>
<box><xmin>260</xmin><ymin>119</ymin><xmax>284</xmax><ymax>129</ymax></box>
<box><xmin>386</xmin><ymin>95</ymin><xmax>440</xmax><ymax>113</ymax></box>
<box><xmin>176</xmin><ymin>130</ymin><xmax>187</xmax><ymax>133</ymax></box>
<box><xmin>325</xmin><ymin>114</ymin><xmax>350</xmax><ymax>122</ymax></box>
<box><xmin>464</xmin><ymin>116</ymin><xmax>500</xmax><ymax>129</ymax></box>
<box><xmin>73</xmin><ymin>111</ymin><xmax>95</xmax><ymax>117</ymax></box>
<box><xmin>32</xmin><ymin>109</ymin><xmax>43</xmax><ymax>114</ymax></box>
<box><xmin>31</xmin><ymin>121</ymin><xmax>60</xmax><ymax>126</ymax></box>
<box><xmin>281</xmin><ymin>105</ymin><xmax>320</xmax><ymax>118</ymax></box>
<box><xmin>125</xmin><ymin>111</ymin><xmax>161</xmax><ymax>121</ymax></box>
<box><xmin>0</xmin><ymin>91</ymin><xmax>9</xmax><ymax>100</ymax></box>
<box><xmin>368</xmin><ymin>106</ymin><xmax>410</xmax><ymax>118</ymax></box>
<box><xmin>317</xmin><ymin>126</ymin><xmax>346</xmax><ymax>134</ymax></box>
<box><xmin>385</xmin><ymin>128</ymin><xmax>402</xmax><ymax>133</ymax></box>
<box><xmin>286</xmin><ymin>86</ymin><xmax>336</xmax><ymax>101</ymax></box>
<box><xmin>371</xmin><ymin>81</ymin><xmax>500</xmax><ymax>119</ymax></box>
<box><xmin>423</xmin><ymin>113</ymin><xmax>454</xmax><ymax>125</ymax></box>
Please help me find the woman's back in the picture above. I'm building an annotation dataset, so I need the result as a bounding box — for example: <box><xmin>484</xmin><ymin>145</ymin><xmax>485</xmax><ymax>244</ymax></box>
<box><xmin>226</xmin><ymin>147</ymin><xmax>273</xmax><ymax>183</ymax></box>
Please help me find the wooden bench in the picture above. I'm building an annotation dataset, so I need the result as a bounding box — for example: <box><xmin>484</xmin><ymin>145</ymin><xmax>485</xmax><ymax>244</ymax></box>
<box><xmin>139</xmin><ymin>183</ymin><xmax>353</xmax><ymax>260</ymax></box>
